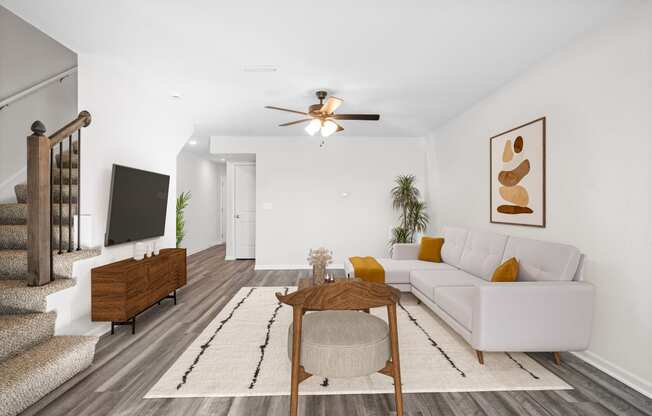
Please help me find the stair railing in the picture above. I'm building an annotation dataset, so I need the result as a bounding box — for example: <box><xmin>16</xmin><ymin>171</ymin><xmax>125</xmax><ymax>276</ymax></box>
<box><xmin>26</xmin><ymin>111</ymin><xmax>91</xmax><ymax>286</ymax></box>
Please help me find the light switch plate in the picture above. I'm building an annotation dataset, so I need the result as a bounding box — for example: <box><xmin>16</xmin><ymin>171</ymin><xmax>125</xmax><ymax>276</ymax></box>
<box><xmin>263</xmin><ymin>202</ymin><xmax>273</xmax><ymax>210</ymax></box>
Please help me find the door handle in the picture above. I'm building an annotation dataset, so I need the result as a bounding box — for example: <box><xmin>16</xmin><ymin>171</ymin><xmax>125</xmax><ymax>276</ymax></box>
<box><xmin>235</xmin><ymin>214</ymin><xmax>240</xmax><ymax>219</ymax></box>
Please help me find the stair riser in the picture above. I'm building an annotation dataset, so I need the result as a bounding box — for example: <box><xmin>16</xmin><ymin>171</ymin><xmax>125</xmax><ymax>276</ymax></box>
<box><xmin>0</xmin><ymin>254</ymin><xmax>27</xmax><ymax>280</ymax></box>
<box><xmin>0</xmin><ymin>312</ymin><xmax>56</xmax><ymax>362</ymax></box>
<box><xmin>0</xmin><ymin>227</ymin><xmax>74</xmax><ymax>250</ymax></box>
<box><xmin>14</xmin><ymin>185</ymin><xmax>79</xmax><ymax>204</ymax></box>
<box><xmin>52</xmin><ymin>167</ymin><xmax>79</xmax><ymax>185</ymax></box>
<box><xmin>0</xmin><ymin>336</ymin><xmax>97</xmax><ymax>416</ymax></box>
<box><xmin>55</xmin><ymin>153</ymin><xmax>79</xmax><ymax>169</ymax></box>
<box><xmin>0</xmin><ymin>204</ymin><xmax>76</xmax><ymax>226</ymax></box>
<box><xmin>0</xmin><ymin>205</ymin><xmax>27</xmax><ymax>226</ymax></box>
<box><xmin>0</xmin><ymin>249</ymin><xmax>93</xmax><ymax>281</ymax></box>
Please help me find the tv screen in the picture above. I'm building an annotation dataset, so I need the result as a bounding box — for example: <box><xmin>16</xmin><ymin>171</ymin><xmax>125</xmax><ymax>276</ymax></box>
<box><xmin>105</xmin><ymin>164</ymin><xmax>170</xmax><ymax>247</ymax></box>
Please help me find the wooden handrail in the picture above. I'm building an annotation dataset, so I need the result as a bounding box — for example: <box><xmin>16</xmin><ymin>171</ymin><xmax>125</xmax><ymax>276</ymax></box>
<box><xmin>49</xmin><ymin>111</ymin><xmax>92</xmax><ymax>147</ymax></box>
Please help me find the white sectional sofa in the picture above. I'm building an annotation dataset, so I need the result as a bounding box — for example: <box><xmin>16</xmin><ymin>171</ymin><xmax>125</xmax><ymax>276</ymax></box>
<box><xmin>345</xmin><ymin>226</ymin><xmax>595</xmax><ymax>363</ymax></box>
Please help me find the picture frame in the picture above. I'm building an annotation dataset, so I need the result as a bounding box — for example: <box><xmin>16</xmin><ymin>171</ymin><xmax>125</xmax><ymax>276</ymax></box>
<box><xmin>489</xmin><ymin>117</ymin><xmax>546</xmax><ymax>227</ymax></box>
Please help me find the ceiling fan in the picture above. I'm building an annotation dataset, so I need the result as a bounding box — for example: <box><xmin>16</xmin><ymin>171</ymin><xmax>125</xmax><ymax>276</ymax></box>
<box><xmin>265</xmin><ymin>90</ymin><xmax>380</xmax><ymax>138</ymax></box>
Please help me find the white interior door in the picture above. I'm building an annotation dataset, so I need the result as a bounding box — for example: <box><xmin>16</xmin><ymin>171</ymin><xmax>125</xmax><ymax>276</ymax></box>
<box><xmin>234</xmin><ymin>164</ymin><xmax>256</xmax><ymax>259</ymax></box>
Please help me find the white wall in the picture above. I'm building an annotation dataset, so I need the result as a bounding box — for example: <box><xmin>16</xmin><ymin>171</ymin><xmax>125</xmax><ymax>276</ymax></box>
<box><xmin>212</xmin><ymin>136</ymin><xmax>427</xmax><ymax>268</ymax></box>
<box><xmin>426</xmin><ymin>2</ymin><xmax>652</xmax><ymax>396</ymax></box>
<box><xmin>176</xmin><ymin>149</ymin><xmax>224</xmax><ymax>255</ymax></box>
<box><xmin>0</xmin><ymin>6</ymin><xmax>77</xmax><ymax>202</ymax></box>
<box><xmin>47</xmin><ymin>53</ymin><xmax>194</xmax><ymax>336</ymax></box>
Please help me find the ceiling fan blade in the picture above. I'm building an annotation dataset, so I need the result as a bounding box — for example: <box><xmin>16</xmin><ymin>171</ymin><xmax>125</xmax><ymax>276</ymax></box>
<box><xmin>320</xmin><ymin>96</ymin><xmax>343</xmax><ymax>115</ymax></box>
<box><xmin>265</xmin><ymin>106</ymin><xmax>308</xmax><ymax>116</ymax></box>
<box><xmin>279</xmin><ymin>118</ymin><xmax>312</xmax><ymax>127</ymax></box>
<box><xmin>331</xmin><ymin>114</ymin><xmax>380</xmax><ymax>121</ymax></box>
<box><xmin>335</xmin><ymin>122</ymin><xmax>344</xmax><ymax>133</ymax></box>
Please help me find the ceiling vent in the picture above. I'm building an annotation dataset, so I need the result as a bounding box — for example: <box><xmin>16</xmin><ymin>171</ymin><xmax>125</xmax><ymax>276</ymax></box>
<box><xmin>243</xmin><ymin>65</ymin><xmax>277</xmax><ymax>73</ymax></box>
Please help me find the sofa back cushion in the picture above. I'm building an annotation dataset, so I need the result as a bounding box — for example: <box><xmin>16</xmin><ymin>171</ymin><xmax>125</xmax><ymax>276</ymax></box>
<box><xmin>440</xmin><ymin>226</ymin><xmax>468</xmax><ymax>267</ymax></box>
<box><xmin>458</xmin><ymin>230</ymin><xmax>508</xmax><ymax>281</ymax></box>
<box><xmin>502</xmin><ymin>236</ymin><xmax>581</xmax><ymax>281</ymax></box>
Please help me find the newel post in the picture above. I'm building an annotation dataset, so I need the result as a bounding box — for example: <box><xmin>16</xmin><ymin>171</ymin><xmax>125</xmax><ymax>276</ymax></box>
<box><xmin>27</xmin><ymin>120</ymin><xmax>51</xmax><ymax>286</ymax></box>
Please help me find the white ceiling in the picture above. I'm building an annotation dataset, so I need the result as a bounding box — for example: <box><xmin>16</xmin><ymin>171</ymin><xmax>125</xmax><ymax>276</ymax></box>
<box><xmin>1</xmin><ymin>0</ymin><xmax>629</xmax><ymax>137</ymax></box>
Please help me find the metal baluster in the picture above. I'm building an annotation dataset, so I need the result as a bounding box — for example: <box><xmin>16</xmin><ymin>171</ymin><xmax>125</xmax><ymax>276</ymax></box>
<box><xmin>50</xmin><ymin>147</ymin><xmax>54</xmax><ymax>280</ymax></box>
<box><xmin>58</xmin><ymin>142</ymin><xmax>63</xmax><ymax>254</ymax></box>
<box><xmin>77</xmin><ymin>130</ymin><xmax>81</xmax><ymax>251</ymax></box>
<box><xmin>68</xmin><ymin>135</ymin><xmax>73</xmax><ymax>252</ymax></box>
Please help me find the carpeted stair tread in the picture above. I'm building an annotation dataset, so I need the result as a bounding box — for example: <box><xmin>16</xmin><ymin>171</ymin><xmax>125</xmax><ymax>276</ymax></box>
<box><xmin>0</xmin><ymin>204</ymin><xmax>27</xmax><ymax>226</ymax></box>
<box><xmin>0</xmin><ymin>278</ymin><xmax>75</xmax><ymax>314</ymax></box>
<box><xmin>0</xmin><ymin>248</ymin><xmax>100</xmax><ymax>280</ymax></box>
<box><xmin>0</xmin><ymin>335</ymin><xmax>97</xmax><ymax>416</ymax></box>
<box><xmin>0</xmin><ymin>312</ymin><xmax>56</xmax><ymax>361</ymax></box>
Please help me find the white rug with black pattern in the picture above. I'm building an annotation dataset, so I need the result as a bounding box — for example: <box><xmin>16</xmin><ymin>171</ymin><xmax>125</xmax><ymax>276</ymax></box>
<box><xmin>145</xmin><ymin>286</ymin><xmax>570</xmax><ymax>398</ymax></box>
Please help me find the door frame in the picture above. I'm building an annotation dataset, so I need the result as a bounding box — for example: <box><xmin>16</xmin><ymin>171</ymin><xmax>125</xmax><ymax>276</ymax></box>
<box><xmin>219</xmin><ymin>175</ymin><xmax>226</xmax><ymax>243</ymax></box>
<box><xmin>232</xmin><ymin>162</ymin><xmax>256</xmax><ymax>259</ymax></box>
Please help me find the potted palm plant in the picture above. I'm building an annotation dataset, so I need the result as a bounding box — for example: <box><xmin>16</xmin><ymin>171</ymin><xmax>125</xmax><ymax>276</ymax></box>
<box><xmin>390</xmin><ymin>175</ymin><xmax>429</xmax><ymax>246</ymax></box>
<box><xmin>176</xmin><ymin>191</ymin><xmax>191</xmax><ymax>248</ymax></box>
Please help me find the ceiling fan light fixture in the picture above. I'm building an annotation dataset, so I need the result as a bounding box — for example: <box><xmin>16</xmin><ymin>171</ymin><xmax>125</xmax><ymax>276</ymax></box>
<box><xmin>305</xmin><ymin>118</ymin><xmax>321</xmax><ymax>136</ymax></box>
<box><xmin>321</xmin><ymin>120</ymin><xmax>338</xmax><ymax>137</ymax></box>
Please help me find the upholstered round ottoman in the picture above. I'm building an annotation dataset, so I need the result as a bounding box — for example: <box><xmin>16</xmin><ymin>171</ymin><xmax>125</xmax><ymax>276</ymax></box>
<box><xmin>287</xmin><ymin>310</ymin><xmax>390</xmax><ymax>378</ymax></box>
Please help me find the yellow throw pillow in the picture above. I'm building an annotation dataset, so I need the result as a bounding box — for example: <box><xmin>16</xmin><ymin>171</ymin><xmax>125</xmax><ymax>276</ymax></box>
<box><xmin>492</xmin><ymin>257</ymin><xmax>519</xmax><ymax>282</ymax></box>
<box><xmin>418</xmin><ymin>237</ymin><xmax>444</xmax><ymax>262</ymax></box>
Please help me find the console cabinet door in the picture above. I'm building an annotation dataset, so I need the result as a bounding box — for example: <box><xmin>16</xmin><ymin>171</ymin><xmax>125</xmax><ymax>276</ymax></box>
<box><xmin>148</xmin><ymin>256</ymin><xmax>175</xmax><ymax>304</ymax></box>
<box><xmin>125</xmin><ymin>264</ymin><xmax>149</xmax><ymax>320</ymax></box>
<box><xmin>171</xmin><ymin>251</ymin><xmax>187</xmax><ymax>287</ymax></box>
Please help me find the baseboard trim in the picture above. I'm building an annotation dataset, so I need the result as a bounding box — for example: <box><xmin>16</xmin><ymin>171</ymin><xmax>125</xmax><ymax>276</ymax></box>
<box><xmin>254</xmin><ymin>264</ymin><xmax>344</xmax><ymax>271</ymax></box>
<box><xmin>571</xmin><ymin>350</ymin><xmax>652</xmax><ymax>399</ymax></box>
<box><xmin>224</xmin><ymin>256</ymin><xmax>235</xmax><ymax>261</ymax></box>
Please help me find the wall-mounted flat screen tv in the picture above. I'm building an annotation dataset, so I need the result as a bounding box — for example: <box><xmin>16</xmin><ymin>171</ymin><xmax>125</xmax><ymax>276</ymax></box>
<box><xmin>105</xmin><ymin>164</ymin><xmax>170</xmax><ymax>247</ymax></box>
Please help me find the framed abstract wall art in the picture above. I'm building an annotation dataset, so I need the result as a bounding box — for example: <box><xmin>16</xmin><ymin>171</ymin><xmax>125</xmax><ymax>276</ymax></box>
<box><xmin>490</xmin><ymin>117</ymin><xmax>546</xmax><ymax>227</ymax></box>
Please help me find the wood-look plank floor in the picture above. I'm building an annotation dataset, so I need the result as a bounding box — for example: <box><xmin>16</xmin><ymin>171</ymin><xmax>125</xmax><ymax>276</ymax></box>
<box><xmin>22</xmin><ymin>245</ymin><xmax>652</xmax><ymax>416</ymax></box>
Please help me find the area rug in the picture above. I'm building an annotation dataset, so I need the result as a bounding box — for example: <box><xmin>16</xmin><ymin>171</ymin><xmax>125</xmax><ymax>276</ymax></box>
<box><xmin>145</xmin><ymin>287</ymin><xmax>571</xmax><ymax>398</ymax></box>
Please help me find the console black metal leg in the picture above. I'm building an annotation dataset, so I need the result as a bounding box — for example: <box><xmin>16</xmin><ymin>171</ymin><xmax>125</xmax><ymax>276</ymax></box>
<box><xmin>173</xmin><ymin>290</ymin><xmax>177</xmax><ymax>305</ymax></box>
<box><xmin>111</xmin><ymin>317</ymin><xmax>136</xmax><ymax>335</ymax></box>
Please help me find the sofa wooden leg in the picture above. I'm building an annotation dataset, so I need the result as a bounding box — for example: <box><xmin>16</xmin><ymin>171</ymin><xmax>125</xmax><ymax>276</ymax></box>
<box><xmin>476</xmin><ymin>350</ymin><xmax>484</xmax><ymax>365</ymax></box>
<box><xmin>416</xmin><ymin>298</ymin><xmax>421</xmax><ymax>305</ymax></box>
<box><xmin>553</xmin><ymin>352</ymin><xmax>561</xmax><ymax>366</ymax></box>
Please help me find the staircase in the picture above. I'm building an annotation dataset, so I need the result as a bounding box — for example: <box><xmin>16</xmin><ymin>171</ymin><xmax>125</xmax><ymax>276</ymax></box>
<box><xmin>0</xmin><ymin>113</ymin><xmax>99</xmax><ymax>416</ymax></box>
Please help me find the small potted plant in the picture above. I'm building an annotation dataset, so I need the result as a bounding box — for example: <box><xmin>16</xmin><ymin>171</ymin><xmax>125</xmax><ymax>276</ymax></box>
<box><xmin>307</xmin><ymin>247</ymin><xmax>333</xmax><ymax>285</ymax></box>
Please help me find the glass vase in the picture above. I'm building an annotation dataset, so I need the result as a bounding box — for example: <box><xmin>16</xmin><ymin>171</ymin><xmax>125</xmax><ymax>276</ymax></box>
<box><xmin>313</xmin><ymin>264</ymin><xmax>326</xmax><ymax>285</ymax></box>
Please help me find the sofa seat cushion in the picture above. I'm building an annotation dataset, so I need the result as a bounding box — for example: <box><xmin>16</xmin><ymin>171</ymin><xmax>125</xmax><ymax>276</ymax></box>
<box><xmin>376</xmin><ymin>259</ymin><xmax>456</xmax><ymax>284</ymax></box>
<box><xmin>410</xmin><ymin>270</ymin><xmax>487</xmax><ymax>296</ymax></box>
<box><xmin>287</xmin><ymin>311</ymin><xmax>390</xmax><ymax>378</ymax></box>
<box><xmin>410</xmin><ymin>272</ymin><xmax>438</xmax><ymax>298</ymax></box>
<box><xmin>434</xmin><ymin>286</ymin><xmax>476</xmax><ymax>331</ymax></box>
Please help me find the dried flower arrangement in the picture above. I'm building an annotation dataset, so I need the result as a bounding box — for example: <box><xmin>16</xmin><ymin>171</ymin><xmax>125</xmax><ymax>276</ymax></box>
<box><xmin>307</xmin><ymin>247</ymin><xmax>333</xmax><ymax>285</ymax></box>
